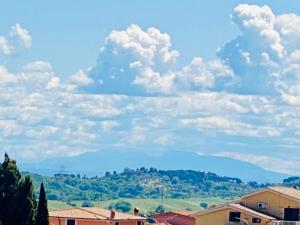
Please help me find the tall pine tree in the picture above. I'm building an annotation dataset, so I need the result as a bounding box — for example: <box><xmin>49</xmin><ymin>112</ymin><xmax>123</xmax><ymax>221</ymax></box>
<box><xmin>35</xmin><ymin>183</ymin><xmax>49</xmax><ymax>225</ymax></box>
<box><xmin>0</xmin><ymin>153</ymin><xmax>37</xmax><ymax>225</ymax></box>
<box><xmin>0</xmin><ymin>153</ymin><xmax>22</xmax><ymax>225</ymax></box>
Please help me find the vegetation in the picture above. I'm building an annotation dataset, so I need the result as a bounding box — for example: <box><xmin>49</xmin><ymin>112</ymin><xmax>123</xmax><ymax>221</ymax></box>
<box><xmin>35</xmin><ymin>183</ymin><xmax>49</xmax><ymax>225</ymax></box>
<box><xmin>109</xmin><ymin>200</ymin><xmax>132</xmax><ymax>212</ymax></box>
<box><xmin>283</xmin><ymin>176</ymin><xmax>300</xmax><ymax>188</ymax></box>
<box><xmin>24</xmin><ymin>167</ymin><xmax>261</xmax><ymax>203</ymax></box>
<box><xmin>48</xmin><ymin>197</ymin><xmax>225</xmax><ymax>214</ymax></box>
<box><xmin>0</xmin><ymin>154</ymin><xmax>49</xmax><ymax>225</ymax></box>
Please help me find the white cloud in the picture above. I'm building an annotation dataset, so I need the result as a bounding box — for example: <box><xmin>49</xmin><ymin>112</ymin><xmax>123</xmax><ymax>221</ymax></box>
<box><xmin>0</xmin><ymin>65</ymin><xmax>16</xmax><ymax>84</ymax></box>
<box><xmin>71</xmin><ymin>69</ymin><xmax>93</xmax><ymax>86</ymax></box>
<box><xmin>215</xmin><ymin>151</ymin><xmax>300</xmax><ymax>174</ymax></box>
<box><xmin>88</xmin><ymin>24</ymin><xmax>180</xmax><ymax>94</ymax></box>
<box><xmin>0</xmin><ymin>36</ymin><xmax>11</xmax><ymax>55</ymax></box>
<box><xmin>10</xmin><ymin>23</ymin><xmax>32</xmax><ymax>49</ymax></box>
<box><xmin>180</xmin><ymin>116</ymin><xmax>281</xmax><ymax>138</ymax></box>
<box><xmin>0</xmin><ymin>23</ymin><xmax>32</xmax><ymax>55</ymax></box>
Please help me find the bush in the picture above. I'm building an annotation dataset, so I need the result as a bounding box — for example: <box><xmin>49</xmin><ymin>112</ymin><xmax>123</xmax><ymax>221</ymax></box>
<box><xmin>200</xmin><ymin>202</ymin><xmax>208</xmax><ymax>209</ymax></box>
<box><xmin>113</xmin><ymin>200</ymin><xmax>132</xmax><ymax>213</ymax></box>
<box><xmin>155</xmin><ymin>205</ymin><xmax>165</xmax><ymax>213</ymax></box>
<box><xmin>81</xmin><ymin>201</ymin><xmax>94</xmax><ymax>207</ymax></box>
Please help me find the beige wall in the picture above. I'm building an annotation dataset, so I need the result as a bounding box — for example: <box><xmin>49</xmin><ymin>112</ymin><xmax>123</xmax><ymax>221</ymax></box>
<box><xmin>194</xmin><ymin>207</ymin><xmax>270</xmax><ymax>225</ymax></box>
<box><xmin>49</xmin><ymin>217</ymin><xmax>142</xmax><ymax>225</ymax></box>
<box><xmin>195</xmin><ymin>208</ymin><xmax>231</xmax><ymax>225</ymax></box>
<box><xmin>242</xmin><ymin>190</ymin><xmax>300</xmax><ymax>219</ymax></box>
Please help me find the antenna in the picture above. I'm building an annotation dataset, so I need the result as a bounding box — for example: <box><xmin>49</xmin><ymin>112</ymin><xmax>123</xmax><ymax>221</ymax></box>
<box><xmin>60</xmin><ymin>165</ymin><xmax>65</xmax><ymax>175</ymax></box>
<box><xmin>161</xmin><ymin>185</ymin><xmax>164</xmax><ymax>209</ymax></box>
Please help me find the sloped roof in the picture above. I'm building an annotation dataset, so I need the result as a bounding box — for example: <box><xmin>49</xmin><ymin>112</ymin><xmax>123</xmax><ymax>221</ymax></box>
<box><xmin>192</xmin><ymin>203</ymin><xmax>276</xmax><ymax>221</ymax></box>
<box><xmin>267</xmin><ymin>187</ymin><xmax>300</xmax><ymax>201</ymax></box>
<box><xmin>229</xmin><ymin>203</ymin><xmax>275</xmax><ymax>220</ymax></box>
<box><xmin>49</xmin><ymin>207</ymin><xmax>145</xmax><ymax>220</ymax></box>
<box><xmin>173</xmin><ymin>210</ymin><xmax>196</xmax><ymax>216</ymax></box>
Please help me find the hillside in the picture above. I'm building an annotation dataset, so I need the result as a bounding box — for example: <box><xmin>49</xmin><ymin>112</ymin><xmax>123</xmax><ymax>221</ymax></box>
<box><xmin>21</xmin><ymin>150</ymin><xmax>289</xmax><ymax>183</ymax></box>
<box><xmin>24</xmin><ymin>168</ymin><xmax>260</xmax><ymax>203</ymax></box>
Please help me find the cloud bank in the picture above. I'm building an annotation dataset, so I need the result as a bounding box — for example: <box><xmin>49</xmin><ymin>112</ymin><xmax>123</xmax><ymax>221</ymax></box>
<box><xmin>2</xmin><ymin>5</ymin><xmax>300</xmax><ymax>175</ymax></box>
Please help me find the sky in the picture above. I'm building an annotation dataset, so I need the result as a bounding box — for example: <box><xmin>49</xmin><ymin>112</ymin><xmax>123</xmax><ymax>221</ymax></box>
<box><xmin>1</xmin><ymin>0</ymin><xmax>300</xmax><ymax>174</ymax></box>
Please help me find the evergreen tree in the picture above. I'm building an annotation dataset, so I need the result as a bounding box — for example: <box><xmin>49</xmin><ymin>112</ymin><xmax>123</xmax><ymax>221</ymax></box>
<box><xmin>0</xmin><ymin>153</ymin><xmax>37</xmax><ymax>225</ymax></box>
<box><xmin>0</xmin><ymin>153</ymin><xmax>22</xmax><ymax>225</ymax></box>
<box><xmin>16</xmin><ymin>176</ymin><xmax>37</xmax><ymax>225</ymax></box>
<box><xmin>35</xmin><ymin>183</ymin><xmax>49</xmax><ymax>225</ymax></box>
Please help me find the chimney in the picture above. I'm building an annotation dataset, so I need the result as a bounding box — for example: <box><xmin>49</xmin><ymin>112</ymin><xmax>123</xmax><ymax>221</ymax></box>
<box><xmin>110</xmin><ymin>209</ymin><xmax>116</xmax><ymax>219</ymax></box>
<box><xmin>134</xmin><ymin>207</ymin><xmax>140</xmax><ymax>216</ymax></box>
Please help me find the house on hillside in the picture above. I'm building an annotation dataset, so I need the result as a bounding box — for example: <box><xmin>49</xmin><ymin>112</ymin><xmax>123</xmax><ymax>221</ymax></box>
<box><xmin>192</xmin><ymin>187</ymin><xmax>300</xmax><ymax>225</ymax></box>
<box><xmin>150</xmin><ymin>211</ymin><xmax>195</xmax><ymax>225</ymax></box>
<box><xmin>49</xmin><ymin>207</ymin><xmax>146</xmax><ymax>225</ymax></box>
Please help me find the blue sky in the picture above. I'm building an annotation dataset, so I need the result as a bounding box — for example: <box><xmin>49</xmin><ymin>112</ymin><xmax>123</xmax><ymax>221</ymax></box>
<box><xmin>1</xmin><ymin>0</ymin><xmax>300</xmax><ymax>174</ymax></box>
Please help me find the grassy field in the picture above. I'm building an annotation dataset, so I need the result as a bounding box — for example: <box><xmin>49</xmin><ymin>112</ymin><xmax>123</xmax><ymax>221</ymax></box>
<box><xmin>48</xmin><ymin>197</ymin><xmax>227</xmax><ymax>213</ymax></box>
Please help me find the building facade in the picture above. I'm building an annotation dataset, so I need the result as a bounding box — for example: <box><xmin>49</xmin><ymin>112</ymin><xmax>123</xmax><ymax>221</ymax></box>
<box><xmin>193</xmin><ymin>187</ymin><xmax>300</xmax><ymax>225</ymax></box>
<box><xmin>49</xmin><ymin>207</ymin><xmax>146</xmax><ymax>225</ymax></box>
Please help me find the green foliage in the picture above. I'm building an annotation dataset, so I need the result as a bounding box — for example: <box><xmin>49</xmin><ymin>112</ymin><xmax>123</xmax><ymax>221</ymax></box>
<box><xmin>16</xmin><ymin>176</ymin><xmax>37</xmax><ymax>225</ymax></box>
<box><xmin>155</xmin><ymin>204</ymin><xmax>165</xmax><ymax>213</ymax></box>
<box><xmin>81</xmin><ymin>201</ymin><xmax>94</xmax><ymax>207</ymax></box>
<box><xmin>35</xmin><ymin>183</ymin><xmax>49</xmax><ymax>225</ymax></box>
<box><xmin>24</xmin><ymin>168</ymin><xmax>257</xmax><ymax>203</ymax></box>
<box><xmin>0</xmin><ymin>153</ymin><xmax>37</xmax><ymax>225</ymax></box>
<box><xmin>110</xmin><ymin>200</ymin><xmax>132</xmax><ymax>212</ymax></box>
<box><xmin>200</xmin><ymin>202</ymin><xmax>208</xmax><ymax>209</ymax></box>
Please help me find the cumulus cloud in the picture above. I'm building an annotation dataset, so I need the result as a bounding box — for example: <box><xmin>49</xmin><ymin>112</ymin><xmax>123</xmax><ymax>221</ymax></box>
<box><xmin>0</xmin><ymin>23</ymin><xmax>32</xmax><ymax>55</ymax></box>
<box><xmin>0</xmin><ymin>36</ymin><xmax>11</xmax><ymax>55</ymax></box>
<box><xmin>176</xmin><ymin>57</ymin><xmax>234</xmax><ymax>90</ymax></box>
<box><xmin>10</xmin><ymin>23</ymin><xmax>32</xmax><ymax>49</ymax></box>
<box><xmin>3</xmin><ymin>6</ymin><xmax>300</xmax><ymax>175</ymax></box>
<box><xmin>87</xmin><ymin>24</ymin><xmax>234</xmax><ymax>94</ymax></box>
<box><xmin>218</xmin><ymin>4</ymin><xmax>300</xmax><ymax>96</ymax></box>
<box><xmin>87</xmin><ymin>24</ymin><xmax>179</xmax><ymax>94</ymax></box>
<box><xmin>71</xmin><ymin>69</ymin><xmax>94</xmax><ymax>87</ymax></box>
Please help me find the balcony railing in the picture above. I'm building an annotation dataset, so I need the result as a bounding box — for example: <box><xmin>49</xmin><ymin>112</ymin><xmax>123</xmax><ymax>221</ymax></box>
<box><xmin>271</xmin><ymin>221</ymin><xmax>300</xmax><ymax>225</ymax></box>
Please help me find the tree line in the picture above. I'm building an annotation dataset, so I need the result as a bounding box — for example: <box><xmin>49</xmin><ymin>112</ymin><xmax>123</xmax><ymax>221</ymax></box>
<box><xmin>0</xmin><ymin>153</ymin><xmax>49</xmax><ymax>225</ymax></box>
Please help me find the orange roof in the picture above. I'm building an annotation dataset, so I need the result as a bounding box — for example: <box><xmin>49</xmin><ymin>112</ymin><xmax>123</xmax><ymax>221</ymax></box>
<box><xmin>173</xmin><ymin>210</ymin><xmax>196</xmax><ymax>216</ymax></box>
<box><xmin>49</xmin><ymin>207</ymin><xmax>145</xmax><ymax>221</ymax></box>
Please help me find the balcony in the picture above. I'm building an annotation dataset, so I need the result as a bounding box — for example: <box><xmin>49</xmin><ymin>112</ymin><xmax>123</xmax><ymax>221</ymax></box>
<box><xmin>271</xmin><ymin>222</ymin><xmax>300</xmax><ymax>225</ymax></box>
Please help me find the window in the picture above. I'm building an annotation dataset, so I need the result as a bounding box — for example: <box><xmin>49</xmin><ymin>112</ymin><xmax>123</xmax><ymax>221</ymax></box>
<box><xmin>257</xmin><ymin>202</ymin><xmax>267</xmax><ymax>209</ymax></box>
<box><xmin>252</xmin><ymin>218</ymin><xmax>261</xmax><ymax>223</ymax></box>
<box><xmin>66</xmin><ymin>220</ymin><xmax>75</xmax><ymax>225</ymax></box>
<box><xmin>137</xmin><ymin>221</ymin><xmax>142</xmax><ymax>225</ymax></box>
<box><xmin>229</xmin><ymin>212</ymin><xmax>241</xmax><ymax>222</ymax></box>
<box><xmin>284</xmin><ymin>208</ymin><xmax>300</xmax><ymax>221</ymax></box>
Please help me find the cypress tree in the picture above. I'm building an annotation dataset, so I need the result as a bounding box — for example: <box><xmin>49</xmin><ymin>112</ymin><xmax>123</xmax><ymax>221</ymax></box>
<box><xmin>35</xmin><ymin>183</ymin><xmax>49</xmax><ymax>225</ymax></box>
<box><xmin>0</xmin><ymin>153</ymin><xmax>22</xmax><ymax>225</ymax></box>
<box><xmin>0</xmin><ymin>153</ymin><xmax>37</xmax><ymax>225</ymax></box>
<box><xmin>16</xmin><ymin>176</ymin><xmax>37</xmax><ymax>225</ymax></box>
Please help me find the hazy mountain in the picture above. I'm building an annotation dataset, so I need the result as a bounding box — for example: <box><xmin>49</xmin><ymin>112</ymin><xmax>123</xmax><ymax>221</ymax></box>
<box><xmin>21</xmin><ymin>150</ymin><xmax>289</xmax><ymax>183</ymax></box>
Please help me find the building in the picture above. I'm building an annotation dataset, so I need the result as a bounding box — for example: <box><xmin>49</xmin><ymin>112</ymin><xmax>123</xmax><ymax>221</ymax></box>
<box><xmin>49</xmin><ymin>207</ymin><xmax>146</xmax><ymax>225</ymax></box>
<box><xmin>150</xmin><ymin>211</ymin><xmax>196</xmax><ymax>225</ymax></box>
<box><xmin>192</xmin><ymin>187</ymin><xmax>300</xmax><ymax>225</ymax></box>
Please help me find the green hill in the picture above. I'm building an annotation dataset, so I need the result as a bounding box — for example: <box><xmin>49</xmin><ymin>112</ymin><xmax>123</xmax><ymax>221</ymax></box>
<box><xmin>23</xmin><ymin>167</ymin><xmax>262</xmax><ymax>204</ymax></box>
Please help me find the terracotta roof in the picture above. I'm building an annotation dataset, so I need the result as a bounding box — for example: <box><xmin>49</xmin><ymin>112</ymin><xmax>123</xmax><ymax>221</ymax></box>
<box><xmin>173</xmin><ymin>210</ymin><xmax>196</xmax><ymax>216</ymax></box>
<box><xmin>267</xmin><ymin>187</ymin><xmax>300</xmax><ymax>200</ymax></box>
<box><xmin>49</xmin><ymin>207</ymin><xmax>145</xmax><ymax>221</ymax></box>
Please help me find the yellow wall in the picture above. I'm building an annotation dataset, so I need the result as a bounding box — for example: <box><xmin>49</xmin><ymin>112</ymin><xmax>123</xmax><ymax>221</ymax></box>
<box><xmin>194</xmin><ymin>207</ymin><xmax>269</xmax><ymax>225</ymax></box>
<box><xmin>242</xmin><ymin>190</ymin><xmax>300</xmax><ymax>219</ymax></box>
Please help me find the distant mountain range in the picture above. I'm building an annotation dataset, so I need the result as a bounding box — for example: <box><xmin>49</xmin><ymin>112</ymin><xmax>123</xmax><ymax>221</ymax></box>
<box><xmin>21</xmin><ymin>150</ymin><xmax>289</xmax><ymax>183</ymax></box>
